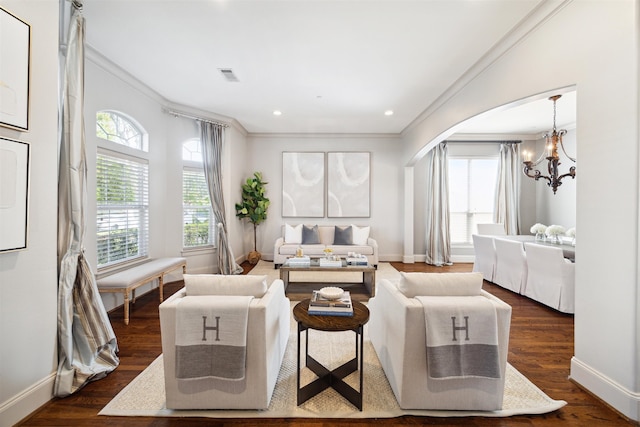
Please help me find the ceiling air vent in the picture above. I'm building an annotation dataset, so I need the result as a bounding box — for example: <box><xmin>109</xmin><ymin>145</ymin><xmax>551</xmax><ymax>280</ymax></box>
<box><xmin>218</xmin><ymin>68</ymin><xmax>239</xmax><ymax>82</ymax></box>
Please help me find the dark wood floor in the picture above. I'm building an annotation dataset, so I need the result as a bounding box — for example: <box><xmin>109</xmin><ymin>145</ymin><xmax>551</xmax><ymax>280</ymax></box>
<box><xmin>18</xmin><ymin>262</ymin><xmax>635</xmax><ymax>426</ymax></box>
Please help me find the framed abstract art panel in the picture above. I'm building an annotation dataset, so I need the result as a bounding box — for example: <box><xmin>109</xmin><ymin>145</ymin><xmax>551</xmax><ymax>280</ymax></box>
<box><xmin>327</xmin><ymin>152</ymin><xmax>370</xmax><ymax>218</ymax></box>
<box><xmin>282</xmin><ymin>152</ymin><xmax>325</xmax><ymax>218</ymax></box>
<box><xmin>0</xmin><ymin>7</ymin><xmax>30</xmax><ymax>131</ymax></box>
<box><xmin>0</xmin><ymin>137</ymin><xmax>30</xmax><ymax>252</ymax></box>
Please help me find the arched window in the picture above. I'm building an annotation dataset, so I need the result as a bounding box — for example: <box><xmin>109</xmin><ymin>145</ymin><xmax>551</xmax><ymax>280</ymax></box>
<box><xmin>182</xmin><ymin>138</ymin><xmax>214</xmax><ymax>248</ymax></box>
<box><xmin>96</xmin><ymin>110</ymin><xmax>147</xmax><ymax>151</ymax></box>
<box><xmin>96</xmin><ymin>110</ymin><xmax>149</xmax><ymax>268</ymax></box>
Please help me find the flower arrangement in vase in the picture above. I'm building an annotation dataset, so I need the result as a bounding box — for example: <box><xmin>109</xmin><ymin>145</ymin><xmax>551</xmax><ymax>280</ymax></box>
<box><xmin>565</xmin><ymin>227</ymin><xmax>576</xmax><ymax>246</ymax></box>
<box><xmin>530</xmin><ymin>223</ymin><xmax>547</xmax><ymax>242</ymax></box>
<box><xmin>545</xmin><ymin>225</ymin><xmax>565</xmax><ymax>244</ymax></box>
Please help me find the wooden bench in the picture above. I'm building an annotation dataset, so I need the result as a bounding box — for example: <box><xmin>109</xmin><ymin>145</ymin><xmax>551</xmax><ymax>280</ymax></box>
<box><xmin>97</xmin><ymin>257</ymin><xmax>187</xmax><ymax>325</ymax></box>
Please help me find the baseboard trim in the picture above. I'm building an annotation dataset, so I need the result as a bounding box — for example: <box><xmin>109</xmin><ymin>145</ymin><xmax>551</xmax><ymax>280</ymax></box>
<box><xmin>570</xmin><ymin>356</ymin><xmax>640</xmax><ymax>421</ymax></box>
<box><xmin>0</xmin><ymin>372</ymin><xmax>55</xmax><ymax>427</ymax></box>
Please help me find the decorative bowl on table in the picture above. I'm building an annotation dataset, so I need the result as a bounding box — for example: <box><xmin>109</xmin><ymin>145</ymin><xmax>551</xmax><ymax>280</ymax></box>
<box><xmin>318</xmin><ymin>286</ymin><xmax>344</xmax><ymax>300</ymax></box>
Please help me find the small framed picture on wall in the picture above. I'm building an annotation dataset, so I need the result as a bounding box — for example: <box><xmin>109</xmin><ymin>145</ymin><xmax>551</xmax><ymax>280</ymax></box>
<box><xmin>0</xmin><ymin>137</ymin><xmax>30</xmax><ymax>252</ymax></box>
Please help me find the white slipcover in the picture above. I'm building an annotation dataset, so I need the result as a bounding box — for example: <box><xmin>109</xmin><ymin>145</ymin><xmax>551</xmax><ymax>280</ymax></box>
<box><xmin>493</xmin><ymin>238</ymin><xmax>528</xmax><ymax>294</ymax></box>
<box><xmin>368</xmin><ymin>278</ymin><xmax>512</xmax><ymax>410</ymax></box>
<box><xmin>472</xmin><ymin>234</ymin><xmax>497</xmax><ymax>282</ymax></box>
<box><xmin>523</xmin><ymin>243</ymin><xmax>575</xmax><ymax>313</ymax></box>
<box><xmin>159</xmin><ymin>279</ymin><xmax>290</xmax><ymax>409</ymax></box>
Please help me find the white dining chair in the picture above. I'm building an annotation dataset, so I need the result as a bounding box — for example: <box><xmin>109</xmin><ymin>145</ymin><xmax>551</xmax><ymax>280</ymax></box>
<box><xmin>472</xmin><ymin>234</ymin><xmax>496</xmax><ymax>282</ymax></box>
<box><xmin>493</xmin><ymin>238</ymin><xmax>527</xmax><ymax>294</ymax></box>
<box><xmin>523</xmin><ymin>243</ymin><xmax>575</xmax><ymax>313</ymax></box>
<box><xmin>476</xmin><ymin>223</ymin><xmax>506</xmax><ymax>235</ymax></box>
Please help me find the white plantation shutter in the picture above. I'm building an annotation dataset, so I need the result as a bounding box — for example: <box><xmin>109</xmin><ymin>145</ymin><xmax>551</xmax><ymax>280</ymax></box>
<box><xmin>96</xmin><ymin>150</ymin><xmax>149</xmax><ymax>267</ymax></box>
<box><xmin>182</xmin><ymin>167</ymin><xmax>214</xmax><ymax>247</ymax></box>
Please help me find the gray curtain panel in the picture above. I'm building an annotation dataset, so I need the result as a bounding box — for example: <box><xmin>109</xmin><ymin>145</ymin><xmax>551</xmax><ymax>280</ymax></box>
<box><xmin>56</xmin><ymin>2</ymin><xmax>119</xmax><ymax>397</ymax></box>
<box><xmin>425</xmin><ymin>142</ymin><xmax>452</xmax><ymax>266</ymax></box>
<box><xmin>199</xmin><ymin>121</ymin><xmax>243</xmax><ymax>275</ymax></box>
<box><xmin>494</xmin><ymin>143</ymin><xmax>521</xmax><ymax>235</ymax></box>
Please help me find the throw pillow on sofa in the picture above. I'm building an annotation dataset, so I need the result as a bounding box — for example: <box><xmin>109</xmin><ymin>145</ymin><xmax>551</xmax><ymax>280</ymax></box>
<box><xmin>351</xmin><ymin>224</ymin><xmax>370</xmax><ymax>245</ymax></box>
<box><xmin>284</xmin><ymin>223</ymin><xmax>302</xmax><ymax>244</ymax></box>
<box><xmin>302</xmin><ymin>225</ymin><xmax>320</xmax><ymax>244</ymax></box>
<box><xmin>334</xmin><ymin>226</ymin><xmax>353</xmax><ymax>245</ymax></box>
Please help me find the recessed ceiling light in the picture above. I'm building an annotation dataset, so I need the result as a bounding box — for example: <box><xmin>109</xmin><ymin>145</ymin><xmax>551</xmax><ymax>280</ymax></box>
<box><xmin>384</xmin><ymin>110</ymin><xmax>394</xmax><ymax>116</ymax></box>
<box><xmin>273</xmin><ymin>110</ymin><xmax>282</xmax><ymax>116</ymax></box>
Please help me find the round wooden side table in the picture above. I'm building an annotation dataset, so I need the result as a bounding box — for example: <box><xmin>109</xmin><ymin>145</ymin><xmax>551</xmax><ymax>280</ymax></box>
<box><xmin>292</xmin><ymin>299</ymin><xmax>370</xmax><ymax>410</ymax></box>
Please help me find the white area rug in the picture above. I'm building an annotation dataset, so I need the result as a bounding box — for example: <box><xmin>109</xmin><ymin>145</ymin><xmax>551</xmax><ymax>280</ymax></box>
<box><xmin>100</xmin><ymin>262</ymin><xmax>566</xmax><ymax>418</ymax></box>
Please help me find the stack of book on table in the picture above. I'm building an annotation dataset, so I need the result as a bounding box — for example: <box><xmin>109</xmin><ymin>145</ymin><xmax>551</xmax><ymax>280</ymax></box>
<box><xmin>308</xmin><ymin>290</ymin><xmax>353</xmax><ymax>316</ymax></box>
<box><xmin>346</xmin><ymin>255</ymin><xmax>368</xmax><ymax>266</ymax></box>
<box><xmin>319</xmin><ymin>257</ymin><xmax>342</xmax><ymax>267</ymax></box>
<box><xmin>286</xmin><ymin>255</ymin><xmax>310</xmax><ymax>266</ymax></box>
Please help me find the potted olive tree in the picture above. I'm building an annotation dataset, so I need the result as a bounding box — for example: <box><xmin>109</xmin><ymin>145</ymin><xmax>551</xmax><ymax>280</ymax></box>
<box><xmin>235</xmin><ymin>172</ymin><xmax>270</xmax><ymax>264</ymax></box>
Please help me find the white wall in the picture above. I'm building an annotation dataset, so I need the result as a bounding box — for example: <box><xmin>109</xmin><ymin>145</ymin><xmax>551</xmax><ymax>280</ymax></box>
<box><xmin>0</xmin><ymin>2</ymin><xmax>59</xmax><ymax>426</ymax></box>
<box><xmin>401</xmin><ymin>0</ymin><xmax>638</xmax><ymax>420</ymax></box>
<box><xmin>244</xmin><ymin>134</ymin><xmax>404</xmax><ymax>262</ymax></box>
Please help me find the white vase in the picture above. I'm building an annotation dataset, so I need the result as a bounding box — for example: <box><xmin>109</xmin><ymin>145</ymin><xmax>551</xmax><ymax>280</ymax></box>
<box><xmin>535</xmin><ymin>232</ymin><xmax>546</xmax><ymax>242</ymax></box>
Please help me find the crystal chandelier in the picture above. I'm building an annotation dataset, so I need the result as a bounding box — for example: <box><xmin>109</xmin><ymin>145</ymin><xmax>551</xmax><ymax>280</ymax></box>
<box><xmin>522</xmin><ymin>94</ymin><xmax>576</xmax><ymax>194</ymax></box>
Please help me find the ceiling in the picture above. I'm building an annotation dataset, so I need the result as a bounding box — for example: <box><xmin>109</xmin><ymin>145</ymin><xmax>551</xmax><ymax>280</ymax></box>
<box><xmin>81</xmin><ymin>0</ymin><xmax>576</xmax><ymax>136</ymax></box>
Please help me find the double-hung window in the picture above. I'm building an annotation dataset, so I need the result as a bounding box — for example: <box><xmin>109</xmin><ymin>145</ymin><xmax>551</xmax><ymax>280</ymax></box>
<box><xmin>96</xmin><ymin>111</ymin><xmax>149</xmax><ymax>268</ymax></box>
<box><xmin>448</xmin><ymin>157</ymin><xmax>498</xmax><ymax>244</ymax></box>
<box><xmin>182</xmin><ymin>139</ymin><xmax>214</xmax><ymax>248</ymax></box>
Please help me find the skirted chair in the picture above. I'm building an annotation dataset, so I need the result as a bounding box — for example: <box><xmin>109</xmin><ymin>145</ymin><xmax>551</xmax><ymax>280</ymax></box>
<box><xmin>493</xmin><ymin>237</ymin><xmax>528</xmax><ymax>294</ymax></box>
<box><xmin>523</xmin><ymin>242</ymin><xmax>575</xmax><ymax>313</ymax></box>
<box><xmin>368</xmin><ymin>273</ymin><xmax>512</xmax><ymax>410</ymax></box>
<box><xmin>159</xmin><ymin>274</ymin><xmax>290</xmax><ymax>409</ymax></box>
<box><xmin>472</xmin><ymin>234</ymin><xmax>497</xmax><ymax>282</ymax></box>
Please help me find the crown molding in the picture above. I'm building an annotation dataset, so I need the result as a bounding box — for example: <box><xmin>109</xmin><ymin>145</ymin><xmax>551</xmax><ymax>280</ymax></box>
<box><xmin>247</xmin><ymin>132</ymin><xmax>401</xmax><ymax>139</ymax></box>
<box><xmin>84</xmin><ymin>44</ymin><xmax>248</xmax><ymax>136</ymax></box>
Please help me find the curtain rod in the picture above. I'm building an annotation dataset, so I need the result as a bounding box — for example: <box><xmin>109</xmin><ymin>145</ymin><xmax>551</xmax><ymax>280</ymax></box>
<box><xmin>163</xmin><ymin>108</ymin><xmax>229</xmax><ymax>128</ymax></box>
<box><xmin>445</xmin><ymin>140</ymin><xmax>522</xmax><ymax>144</ymax></box>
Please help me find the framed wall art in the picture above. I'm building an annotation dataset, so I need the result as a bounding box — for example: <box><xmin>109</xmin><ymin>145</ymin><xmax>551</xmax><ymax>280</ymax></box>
<box><xmin>282</xmin><ymin>152</ymin><xmax>325</xmax><ymax>218</ymax></box>
<box><xmin>0</xmin><ymin>137</ymin><xmax>30</xmax><ymax>252</ymax></box>
<box><xmin>327</xmin><ymin>152</ymin><xmax>370</xmax><ymax>218</ymax></box>
<box><xmin>0</xmin><ymin>7</ymin><xmax>31</xmax><ymax>131</ymax></box>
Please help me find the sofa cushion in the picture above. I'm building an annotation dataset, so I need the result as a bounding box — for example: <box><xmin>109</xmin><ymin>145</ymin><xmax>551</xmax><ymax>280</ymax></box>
<box><xmin>284</xmin><ymin>223</ymin><xmax>302</xmax><ymax>244</ymax></box>
<box><xmin>302</xmin><ymin>225</ymin><xmax>320</xmax><ymax>244</ymax></box>
<box><xmin>351</xmin><ymin>224</ymin><xmax>370</xmax><ymax>245</ymax></box>
<box><xmin>318</xmin><ymin>226</ymin><xmax>335</xmax><ymax>245</ymax></box>
<box><xmin>184</xmin><ymin>274</ymin><xmax>268</xmax><ymax>297</ymax></box>
<box><xmin>333</xmin><ymin>226</ymin><xmax>353</xmax><ymax>245</ymax></box>
<box><xmin>397</xmin><ymin>272</ymin><xmax>483</xmax><ymax>298</ymax></box>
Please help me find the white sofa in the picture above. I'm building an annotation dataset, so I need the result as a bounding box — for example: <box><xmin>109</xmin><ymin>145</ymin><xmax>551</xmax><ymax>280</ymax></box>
<box><xmin>369</xmin><ymin>275</ymin><xmax>512</xmax><ymax>411</ymax></box>
<box><xmin>159</xmin><ymin>275</ymin><xmax>290</xmax><ymax>409</ymax></box>
<box><xmin>273</xmin><ymin>224</ymin><xmax>378</xmax><ymax>268</ymax></box>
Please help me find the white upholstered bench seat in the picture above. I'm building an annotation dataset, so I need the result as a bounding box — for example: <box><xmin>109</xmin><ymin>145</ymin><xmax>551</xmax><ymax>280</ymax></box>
<box><xmin>97</xmin><ymin>257</ymin><xmax>187</xmax><ymax>325</ymax></box>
